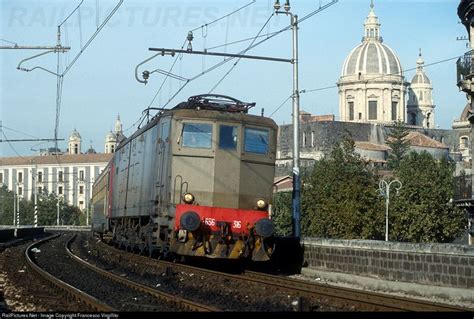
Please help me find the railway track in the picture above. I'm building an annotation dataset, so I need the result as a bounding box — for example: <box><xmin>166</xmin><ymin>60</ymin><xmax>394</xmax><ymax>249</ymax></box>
<box><xmin>26</xmin><ymin>234</ymin><xmax>116</xmax><ymax>312</ymax></box>
<box><xmin>242</xmin><ymin>271</ymin><xmax>470</xmax><ymax>312</ymax></box>
<box><xmin>89</xmin><ymin>235</ymin><xmax>471</xmax><ymax>312</ymax></box>
<box><xmin>29</xmin><ymin>233</ymin><xmax>219</xmax><ymax>312</ymax></box>
<box><xmin>1</xmin><ymin>232</ymin><xmax>85</xmax><ymax>311</ymax></box>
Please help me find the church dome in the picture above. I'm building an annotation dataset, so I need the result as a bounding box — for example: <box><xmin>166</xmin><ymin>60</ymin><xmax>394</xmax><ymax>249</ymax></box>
<box><xmin>411</xmin><ymin>73</ymin><xmax>431</xmax><ymax>85</ymax></box>
<box><xmin>69</xmin><ymin>129</ymin><xmax>81</xmax><ymax>141</ymax></box>
<box><xmin>410</xmin><ymin>51</ymin><xmax>431</xmax><ymax>85</ymax></box>
<box><xmin>105</xmin><ymin>131</ymin><xmax>115</xmax><ymax>143</ymax></box>
<box><xmin>341</xmin><ymin>2</ymin><xmax>402</xmax><ymax>77</ymax></box>
<box><xmin>342</xmin><ymin>42</ymin><xmax>402</xmax><ymax>76</ymax></box>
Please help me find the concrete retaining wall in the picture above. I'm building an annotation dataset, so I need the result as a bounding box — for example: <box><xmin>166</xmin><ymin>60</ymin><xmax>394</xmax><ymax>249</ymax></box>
<box><xmin>302</xmin><ymin>238</ymin><xmax>474</xmax><ymax>289</ymax></box>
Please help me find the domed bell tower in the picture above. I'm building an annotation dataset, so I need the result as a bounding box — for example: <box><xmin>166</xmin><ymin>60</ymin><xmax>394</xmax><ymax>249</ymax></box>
<box><xmin>68</xmin><ymin>129</ymin><xmax>82</xmax><ymax>155</ymax></box>
<box><xmin>407</xmin><ymin>50</ymin><xmax>435</xmax><ymax>128</ymax></box>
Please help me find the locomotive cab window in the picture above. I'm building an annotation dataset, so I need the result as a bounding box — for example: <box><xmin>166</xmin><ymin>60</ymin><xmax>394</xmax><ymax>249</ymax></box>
<box><xmin>182</xmin><ymin>123</ymin><xmax>213</xmax><ymax>149</ymax></box>
<box><xmin>219</xmin><ymin>125</ymin><xmax>238</xmax><ymax>150</ymax></box>
<box><xmin>244</xmin><ymin>128</ymin><xmax>269</xmax><ymax>154</ymax></box>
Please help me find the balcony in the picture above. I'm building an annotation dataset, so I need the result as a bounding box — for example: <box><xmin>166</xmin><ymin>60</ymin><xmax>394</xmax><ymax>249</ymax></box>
<box><xmin>457</xmin><ymin>50</ymin><xmax>474</xmax><ymax>92</ymax></box>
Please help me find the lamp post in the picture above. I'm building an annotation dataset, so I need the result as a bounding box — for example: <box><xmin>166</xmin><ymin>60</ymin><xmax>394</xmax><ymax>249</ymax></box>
<box><xmin>378</xmin><ymin>178</ymin><xmax>402</xmax><ymax>242</ymax></box>
<box><xmin>274</xmin><ymin>0</ymin><xmax>301</xmax><ymax>239</ymax></box>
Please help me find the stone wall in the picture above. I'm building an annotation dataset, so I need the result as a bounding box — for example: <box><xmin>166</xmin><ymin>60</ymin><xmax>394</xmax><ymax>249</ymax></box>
<box><xmin>303</xmin><ymin>238</ymin><xmax>474</xmax><ymax>289</ymax></box>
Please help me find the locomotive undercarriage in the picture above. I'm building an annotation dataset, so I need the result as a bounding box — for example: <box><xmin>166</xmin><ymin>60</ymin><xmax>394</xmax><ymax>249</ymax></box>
<box><xmin>170</xmin><ymin>225</ymin><xmax>274</xmax><ymax>262</ymax></box>
<box><xmin>109</xmin><ymin>216</ymin><xmax>273</xmax><ymax>261</ymax></box>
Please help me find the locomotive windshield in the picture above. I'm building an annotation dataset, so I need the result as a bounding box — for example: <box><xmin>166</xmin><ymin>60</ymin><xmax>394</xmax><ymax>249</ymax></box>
<box><xmin>219</xmin><ymin>125</ymin><xmax>238</xmax><ymax>150</ymax></box>
<box><xmin>182</xmin><ymin>123</ymin><xmax>213</xmax><ymax>148</ymax></box>
<box><xmin>244</xmin><ymin>127</ymin><xmax>269</xmax><ymax>154</ymax></box>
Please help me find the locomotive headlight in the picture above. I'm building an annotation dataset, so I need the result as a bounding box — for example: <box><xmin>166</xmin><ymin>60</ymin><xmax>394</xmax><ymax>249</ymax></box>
<box><xmin>183</xmin><ymin>193</ymin><xmax>195</xmax><ymax>204</ymax></box>
<box><xmin>256</xmin><ymin>199</ymin><xmax>267</xmax><ymax>210</ymax></box>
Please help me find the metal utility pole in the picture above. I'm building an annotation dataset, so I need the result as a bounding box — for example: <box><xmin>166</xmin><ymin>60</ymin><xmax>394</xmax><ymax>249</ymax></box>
<box><xmin>32</xmin><ymin>163</ymin><xmax>38</xmax><ymax>228</ymax></box>
<box><xmin>57</xmin><ymin>199</ymin><xmax>60</xmax><ymax>226</ymax></box>
<box><xmin>16</xmin><ymin>190</ymin><xmax>20</xmax><ymax>227</ymax></box>
<box><xmin>274</xmin><ymin>0</ymin><xmax>301</xmax><ymax>239</ymax></box>
<box><xmin>13</xmin><ymin>187</ymin><xmax>16</xmax><ymax>227</ymax></box>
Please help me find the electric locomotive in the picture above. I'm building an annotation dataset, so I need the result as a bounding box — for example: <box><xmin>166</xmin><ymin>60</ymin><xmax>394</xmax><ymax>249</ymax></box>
<box><xmin>92</xmin><ymin>94</ymin><xmax>277</xmax><ymax>261</ymax></box>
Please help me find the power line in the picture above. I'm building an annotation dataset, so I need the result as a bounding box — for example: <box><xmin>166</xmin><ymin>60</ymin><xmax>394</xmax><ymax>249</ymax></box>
<box><xmin>270</xmin><ymin>95</ymin><xmax>292</xmax><ymax>118</ymax></box>
<box><xmin>209</xmin><ymin>13</ymin><xmax>276</xmax><ymax>93</ymax></box>
<box><xmin>159</xmin><ymin>1</ymin><xmax>337</xmax><ymax>108</ymax></box>
<box><xmin>1</xmin><ymin>125</ymin><xmax>40</xmax><ymax>139</ymax></box>
<box><xmin>299</xmin><ymin>54</ymin><xmax>463</xmax><ymax>95</ymax></box>
<box><xmin>190</xmin><ymin>1</ymin><xmax>256</xmax><ymax>33</ymax></box>
<box><xmin>145</xmin><ymin>1</ymin><xmax>258</xmax><ymax>110</ymax></box>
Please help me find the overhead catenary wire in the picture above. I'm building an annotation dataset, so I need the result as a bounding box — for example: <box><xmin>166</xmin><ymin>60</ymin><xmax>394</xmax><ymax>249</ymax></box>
<box><xmin>268</xmin><ymin>54</ymin><xmax>464</xmax><ymax>118</ymax></box>
<box><xmin>300</xmin><ymin>54</ymin><xmax>463</xmax><ymax>95</ymax></box>
<box><xmin>1</xmin><ymin>125</ymin><xmax>41</xmax><ymax>139</ymax></box>
<box><xmin>160</xmin><ymin>1</ymin><xmax>338</xmax><ymax>108</ymax></box>
<box><xmin>206</xmin><ymin>31</ymin><xmax>285</xmax><ymax>51</ymax></box>
<box><xmin>208</xmin><ymin>12</ymin><xmax>275</xmax><ymax>93</ymax></box>
<box><xmin>189</xmin><ymin>0</ymin><xmax>256</xmax><ymax>33</ymax></box>
<box><xmin>0</xmin><ymin>129</ymin><xmax>26</xmax><ymax>159</ymax></box>
<box><xmin>146</xmin><ymin>1</ymin><xmax>257</xmax><ymax>110</ymax></box>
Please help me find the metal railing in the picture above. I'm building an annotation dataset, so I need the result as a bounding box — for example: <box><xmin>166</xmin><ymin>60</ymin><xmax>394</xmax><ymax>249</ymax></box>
<box><xmin>456</xmin><ymin>50</ymin><xmax>473</xmax><ymax>84</ymax></box>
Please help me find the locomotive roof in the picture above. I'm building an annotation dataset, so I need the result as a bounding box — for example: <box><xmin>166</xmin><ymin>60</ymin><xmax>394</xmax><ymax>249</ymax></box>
<box><xmin>173</xmin><ymin>94</ymin><xmax>256</xmax><ymax>113</ymax></box>
<box><xmin>116</xmin><ymin>95</ymin><xmax>277</xmax><ymax>152</ymax></box>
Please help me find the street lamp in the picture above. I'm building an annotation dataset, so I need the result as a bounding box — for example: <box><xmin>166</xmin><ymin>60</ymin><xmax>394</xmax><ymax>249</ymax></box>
<box><xmin>378</xmin><ymin>178</ymin><xmax>402</xmax><ymax>242</ymax></box>
<box><xmin>274</xmin><ymin>0</ymin><xmax>301</xmax><ymax>239</ymax></box>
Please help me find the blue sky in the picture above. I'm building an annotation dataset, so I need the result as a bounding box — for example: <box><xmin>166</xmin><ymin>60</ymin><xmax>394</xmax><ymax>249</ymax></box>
<box><xmin>0</xmin><ymin>0</ymin><xmax>468</xmax><ymax>157</ymax></box>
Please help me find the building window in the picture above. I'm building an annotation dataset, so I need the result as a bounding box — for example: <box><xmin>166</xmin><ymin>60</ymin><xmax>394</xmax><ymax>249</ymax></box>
<box><xmin>358</xmin><ymin>113</ymin><xmax>362</xmax><ymax>120</ymax></box>
<box><xmin>18</xmin><ymin>187</ymin><xmax>22</xmax><ymax>195</ymax></box>
<box><xmin>0</xmin><ymin>172</ymin><xmax>3</xmax><ymax>184</ymax></box>
<box><xmin>38</xmin><ymin>172</ymin><xmax>43</xmax><ymax>183</ymax></box>
<box><xmin>461</xmin><ymin>136</ymin><xmax>469</xmax><ymax>149</ymax></box>
<box><xmin>79</xmin><ymin>186</ymin><xmax>84</xmax><ymax>195</ymax></box>
<box><xmin>58</xmin><ymin>171</ymin><xmax>63</xmax><ymax>182</ymax></box>
<box><xmin>303</xmin><ymin>132</ymin><xmax>307</xmax><ymax>147</ymax></box>
<box><xmin>111</xmin><ymin>145</ymin><xmax>115</xmax><ymax>153</ymax></box>
<box><xmin>74</xmin><ymin>144</ymin><xmax>79</xmax><ymax>154</ymax></box>
<box><xmin>38</xmin><ymin>187</ymin><xmax>42</xmax><ymax>194</ymax></box>
<box><xmin>58</xmin><ymin>186</ymin><xmax>63</xmax><ymax>195</ymax></box>
<box><xmin>18</xmin><ymin>172</ymin><xmax>23</xmax><ymax>183</ymax></box>
<box><xmin>348</xmin><ymin>101</ymin><xmax>354</xmax><ymax>121</ymax></box>
<box><xmin>79</xmin><ymin>170</ymin><xmax>85</xmax><ymax>181</ymax></box>
<box><xmin>391</xmin><ymin>102</ymin><xmax>397</xmax><ymax>121</ymax></box>
<box><xmin>368</xmin><ymin>101</ymin><xmax>377</xmax><ymax>120</ymax></box>
<box><xmin>410</xmin><ymin>113</ymin><xmax>417</xmax><ymax>125</ymax></box>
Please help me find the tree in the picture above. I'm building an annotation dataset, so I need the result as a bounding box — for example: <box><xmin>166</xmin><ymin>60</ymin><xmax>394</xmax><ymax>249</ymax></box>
<box><xmin>0</xmin><ymin>185</ymin><xmax>14</xmax><ymax>225</ymax></box>
<box><xmin>386</xmin><ymin>120</ymin><xmax>410</xmax><ymax>170</ymax></box>
<box><xmin>391</xmin><ymin>152</ymin><xmax>466</xmax><ymax>243</ymax></box>
<box><xmin>271</xmin><ymin>191</ymin><xmax>293</xmax><ymax>236</ymax></box>
<box><xmin>301</xmin><ymin>133</ymin><xmax>384</xmax><ymax>239</ymax></box>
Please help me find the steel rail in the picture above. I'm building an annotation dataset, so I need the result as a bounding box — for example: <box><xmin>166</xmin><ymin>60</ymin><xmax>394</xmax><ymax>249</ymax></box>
<box><xmin>25</xmin><ymin>234</ymin><xmax>116</xmax><ymax>312</ymax></box>
<box><xmin>66</xmin><ymin>235</ymin><xmax>220</xmax><ymax>312</ymax></box>
<box><xmin>242</xmin><ymin>271</ymin><xmax>470</xmax><ymax>312</ymax></box>
<box><xmin>95</xmin><ymin>239</ymin><xmax>471</xmax><ymax>312</ymax></box>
